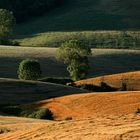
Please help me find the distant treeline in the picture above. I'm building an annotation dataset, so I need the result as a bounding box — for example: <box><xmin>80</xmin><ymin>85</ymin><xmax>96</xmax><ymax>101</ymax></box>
<box><xmin>0</xmin><ymin>0</ymin><xmax>64</xmax><ymax>22</ymax></box>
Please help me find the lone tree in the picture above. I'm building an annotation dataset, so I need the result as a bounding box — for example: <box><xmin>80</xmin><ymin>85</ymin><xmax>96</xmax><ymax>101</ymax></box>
<box><xmin>0</xmin><ymin>9</ymin><xmax>15</xmax><ymax>44</ymax></box>
<box><xmin>57</xmin><ymin>40</ymin><xmax>91</xmax><ymax>81</ymax></box>
<box><xmin>18</xmin><ymin>59</ymin><xmax>42</xmax><ymax>80</ymax></box>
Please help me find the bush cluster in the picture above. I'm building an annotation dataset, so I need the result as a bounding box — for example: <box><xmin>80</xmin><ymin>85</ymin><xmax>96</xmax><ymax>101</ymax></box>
<box><xmin>0</xmin><ymin>105</ymin><xmax>54</xmax><ymax>120</ymax></box>
<box><xmin>21</xmin><ymin>108</ymin><xmax>54</xmax><ymax>120</ymax></box>
<box><xmin>18</xmin><ymin>59</ymin><xmax>42</xmax><ymax>80</ymax></box>
<box><xmin>78</xmin><ymin>83</ymin><xmax>118</xmax><ymax>92</ymax></box>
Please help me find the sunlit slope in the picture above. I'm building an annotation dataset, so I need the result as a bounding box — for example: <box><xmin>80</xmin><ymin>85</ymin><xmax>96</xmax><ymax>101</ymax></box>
<box><xmin>75</xmin><ymin>71</ymin><xmax>140</xmax><ymax>91</ymax></box>
<box><xmin>0</xmin><ymin>113</ymin><xmax>140</xmax><ymax>140</ymax></box>
<box><xmin>23</xmin><ymin>91</ymin><xmax>140</xmax><ymax>120</ymax></box>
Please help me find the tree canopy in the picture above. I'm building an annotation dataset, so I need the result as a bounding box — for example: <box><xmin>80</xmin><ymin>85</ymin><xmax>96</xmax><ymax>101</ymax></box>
<box><xmin>0</xmin><ymin>9</ymin><xmax>15</xmax><ymax>44</ymax></box>
<box><xmin>57</xmin><ymin>40</ymin><xmax>91</xmax><ymax>81</ymax></box>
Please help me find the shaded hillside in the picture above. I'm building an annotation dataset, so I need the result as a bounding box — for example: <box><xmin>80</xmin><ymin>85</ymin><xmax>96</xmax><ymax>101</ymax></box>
<box><xmin>0</xmin><ymin>78</ymin><xmax>86</xmax><ymax>104</ymax></box>
<box><xmin>14</xmin><ymin>0</ymin><xmax>140</xmax><ymax>39</ymax></box>
<box><xmin>0</xmin><ymin>0</ymin><xmax>64</xmax><ymax>22</ymax></box>
<box><xmin>0</xmin><ymin>46</ymin><xmax>140</xmax><ymax>78</ymax></box>
<box><xmin>101</xmin><ymin>0</ymin><xmax>140</xmax><ymax>27</ymax></box>
<box><xmin>102</xmin><ymin>0</ymin><xmax>140</xmax><ymax>17</ymax></box>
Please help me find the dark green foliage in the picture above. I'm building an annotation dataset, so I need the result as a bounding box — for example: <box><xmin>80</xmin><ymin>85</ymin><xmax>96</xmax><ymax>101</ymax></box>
<box><xmin>0</xmin><ymin>9</ymin><xmax>15</xmax><ymax>44</ymax></box>
<box><xmin>57</xmin><ymin>40</ymin><xmax>91</xmax><ymax>81</ymax></box>
<box><xmin>21</xmin><ymin>108</ymin><xmax>54</xmax><ymax>120</ymax></box>
<box><xmin>18</xmin><ymin>59</ymin><xmax>42</xmax><ymax>80</ymax></box>
<box><xmin>0</xmin><ymin>104</ymin><xmax>54</xmax><ymax>120</ymax></box>
<box><xmin>136</xmin><ymin>108</ymin><xmax>140</xmax><ymax>113</ymax></box>
<box><xmin>78</xmin><ymin>83</ymin><xmax>118</xmax><ymax>92</ymax></box>
<box><xmin>67</xmin><ymin>56</ymin><xmax>90</xmax><ymax>81</ymax></box>
<box><xmin>0</xmin><ymin>0</ymin><xmax>64</xmax><ymax>22</ymax></box>
<box><xmin>31</xmin><ymin>108</ymin><xmax>53</xmax><ymax>120</ymax></box>
<box><xmin>79</xmin><ymin>84</ymin><xmax>104</xmax><ymax>92</ymax></box>
<box><xmin>18</xmin><ymin>31</ymin><xmax>140</xmax><ymax>49</ymax></box>
<box><xmin>39</xmin><ymin>77</ymin><xmax>73</xmax><ymax>85</ymax></box>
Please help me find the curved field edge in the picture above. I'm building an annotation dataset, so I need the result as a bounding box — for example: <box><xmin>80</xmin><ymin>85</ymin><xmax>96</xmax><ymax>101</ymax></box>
<box><xmin>0</xmin><ymin>78</ymin><xmax>87</xmax><ymax>104</ymax></box>
<box><xmin>75</xmin><ymin>71</ymin><xmax>140</xmax><ymax>91</ymax></box>
<box><xmin>22</xmin><ymin>91</ymin><xmax>140</xmax><ymax>120</ymax></box>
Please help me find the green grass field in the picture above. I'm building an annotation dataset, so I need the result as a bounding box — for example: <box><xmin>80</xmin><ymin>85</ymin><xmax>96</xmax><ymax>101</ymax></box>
<box><xmin>0</xmin><ymin>46</ymin><xmax>140</xmax><ymax>79</ymax></box>
<box><xmin>13</xmin><ymin>0</ymin><xmax>140</xmax><ymax>48</ymax></box>
<box><xmin>15</xmin><ymin>31</ymin><xmax>140</xmax><ymax>49</ymax></box>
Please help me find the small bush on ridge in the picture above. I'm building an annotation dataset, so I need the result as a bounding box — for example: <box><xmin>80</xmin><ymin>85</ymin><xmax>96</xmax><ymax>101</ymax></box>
<box><xmin>18</xmin><ymin>59</ymin><xmax>42</xmax><ymax>80</ymax></box>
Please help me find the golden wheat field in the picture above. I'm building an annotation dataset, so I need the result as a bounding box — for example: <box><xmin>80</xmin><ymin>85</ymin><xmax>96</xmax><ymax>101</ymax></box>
<box><xmin>1</xmin><ymin>91</ymin><xmax>140</xmax><ymax>140</ymax></box>
<box><xmin>75</xmin><ymin>71</ymin><xmax>140</xmax><ymax>91</ymax></box>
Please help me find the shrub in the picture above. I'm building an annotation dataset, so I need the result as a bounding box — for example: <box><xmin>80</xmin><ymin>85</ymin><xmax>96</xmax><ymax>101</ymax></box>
<box><xmin>21</xmin><ymin>108</ymin><xmax>54</xmax><ymax>120</ymax></box>
<box><xmin>57</xmin><ymin>40</ymin><xmax>91</xmax><ymax>81</ymax></box>
<box><xmin>18</xmin><ymin>59</ymin><xmax>42</xmax><ymax>80</ymax></box>
<box><xmin>78</xmin><ymin>83</ymin><xmax>118</xmax><ymax>92</ymax></box>
<box><xmin>65</xmin><ymin>117</ymin><xmax>72</xmax><ymax>120</ymax></box>
<box><xmin>0</xmin><ymin>105</ymin><xmax>54</xmax><ymax>120</ymax></box>
<box><xmin>136</xmin><ymin>108</ymin><xmax>140</xmax><ymax>114</ymax></box>
<box><xmin>32</xmin><ymin>108</ymin><xmax>53</xmax><ymax>120</ymax></box>
<box><xmin>79</xmin><ymin>84</ymin><xmax>102</xmax><ymax>92</ymax></box>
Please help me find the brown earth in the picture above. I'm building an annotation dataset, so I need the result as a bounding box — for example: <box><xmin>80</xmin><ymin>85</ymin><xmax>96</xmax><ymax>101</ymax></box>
<box><xmin>22</xmin><ymin>91</ymin><xmax>140</xmax><ymax>120</ymax></box>
<box><xmin>1</xmin><ymin>91</ymin><xmax>140</xmax><ymax>140</ymax></box>
<box><xmin>75</xmin><ymin>71</ymin><xmax>140</xmax><ymax>91</ymax></box>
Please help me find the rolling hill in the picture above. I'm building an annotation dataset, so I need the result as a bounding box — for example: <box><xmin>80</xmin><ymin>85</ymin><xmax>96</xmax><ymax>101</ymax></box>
<box><xmin>0</xmin><ymin>113</ymin><xmax>140</xmax><ymax>140</ymax></box>
<box><xmin>0</xmin><ymin>78</ymin><xmax>86</xmax><ymax>104</ymax></box>
<box><xmin>22</xmin><ymin>91</ymin><xmax>140</xmax><ymax>120</ymax></box>
<box><xmin>13</xmin><ymin>0</ymin><xmax>140</xmax><ymax>47</ymax></box>
<box><xmin>1</xmin><ymin>91</ymin><xmax>140</xmax><ymax>139</ymax></box>
<box><xmin>75</xmin><ymin>71</ymin><xmax>140</xmax><ymax>91</ymax></box>
<box><xmin>0</xmin><ymin>46</ymin><xmax>140</xmax><ymax>78</ymax></box>
<box><xmin>15</xmin><ymin>0</ymin><xmax>140</xmax><ymax>35</ymax></box>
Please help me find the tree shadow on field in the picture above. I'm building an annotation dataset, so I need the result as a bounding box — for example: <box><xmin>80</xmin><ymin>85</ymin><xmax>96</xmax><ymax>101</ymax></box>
<box><xmin>0</xmin><ymin>52</ymin><xmax>140</xmax><ymax>79</ymax></box>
